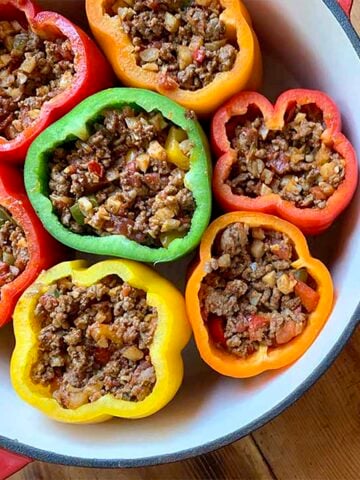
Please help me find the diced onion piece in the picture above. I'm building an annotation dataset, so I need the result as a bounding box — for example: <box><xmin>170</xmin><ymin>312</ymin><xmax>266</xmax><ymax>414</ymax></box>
<box><xmin>161</xmin><ymin>218</ymin><xmax>181</xmax><ymax>233</ymax></box>
<box><xmin>164</xmin><ymin>12</ymin><xmax>180</xmax><ymax>33</ymax></box>
<box><xmin>122</xmin><ymin>346</ymin><xmax>144</xmax><ymax>361</ymax></box>
<box><xmin>0</xmin><ymin>54</ymin><xmax>11</xmax><ymax>68</ymax></box>
<box><xmin>259</xmin><ymin>123</ymin><xmax>269</xmax><ymax>140</ymax></box>
<box><xmin>315</xmin><ymin>144</ymin><xmax>331</xmax><ymax>165</ymax></box>
<box><xmin>260</xmin><ymin>183</ymin><xmax>273</xmax><ymax>196</ymax></box>
<box><xmin>28</xmin><ymin>109</ymin><xmax>40</xmax><ymax>120</ymax></box>
<box><xmin>78</xmin><ymin>196</ymin><xmax>94</xmax><ymax>216</ymax></box>
<box><xmin>252</xmin><ymin>227</ymin><xmax>265</xmax><ymax>240</ymax></box>
<box><xmin>125</xmin><ymin>116</ymin><xmax>137</xmax><ymax>129</ymax></box>
<box><xmin>249</xmin><ymin>290</ymin><xmax>262</xmax><ymax>306</ymax></box>
<box><xmin>125</xmin><ymin>148</ymin><xmax>137</xmax><ymax>163</ymax></box>
<box><xmin>277</xmin><ymin>273</ymin><xmax>297</xmax><ymax>294</ymax></box>
<box><xmin>149</xmin><ymin>112</ymin><xmax>168</xmax><ymax>131</ymax></box>
<box><xmin>139</xmin><ymin>47</ymin><xmax>159</xmax><ymax>63</ymax></box>
<box><xmin>320</xmin><ymin>161</ymin><xmax>337</xmax><ymax>180</ymax></box>
<box><xmin>136</xmin><ymin>153</ymin><xmax>150</xmax><ymax>172</ymax></box>
<box><xmin>20</xmin><ymin>56</ymin><xmax>36</xmax><ymax>73</ymax></box>
<box><xmin>204</xmin><ymin>39</ymin><xmax>227</xmax><ymax>52</ymax></box>
<box><xmin>148</xmin><ymin>140</ymin><xmax>167</xmax><ymax>161</ymax></box>
<box><xmin>142</xmin><ymin>62</ymin><xmax>159</xmax><ymax>72</ymax></box>
<box><xmin>177</xmin><ymin>45</ymin><xmax>193</xmax><ymax>70</ymax></box>
<box><xmin>262</xmin><ymin>270</ymin><xmax>276</xmax><ymax>287</ymax></box>
<box><xmin>160</xmin><ymin>230</ymin><xmax>184</xmax><ymax>248</ymax></box>
<box><xmin>62</xmin><ymin>388</ymin><xmax>89</xmax><ymax>409</ymax></box>
<box><xmin>179</xmin><ymin>139</ymin><xmax>194</xmax><ymax>156</ymax></box>
<box><xmin>250</xmin><ymin>240</ymin><xmax>265</xmax><ymax>259</ymax></box>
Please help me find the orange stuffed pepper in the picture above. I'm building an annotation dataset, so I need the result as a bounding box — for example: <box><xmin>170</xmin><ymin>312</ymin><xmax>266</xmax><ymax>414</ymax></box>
<box><xmin>86</xmin><ymin>0</ymin><xmax>262</xmax><ymax>117</ymax></box>
<box><xmin>186</xmin><ymin>212</ymin><xmax>334</xmax><ymax>378</ymax></box>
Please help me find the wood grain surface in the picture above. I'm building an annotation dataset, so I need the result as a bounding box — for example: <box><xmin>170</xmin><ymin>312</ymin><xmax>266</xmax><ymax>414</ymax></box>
<box><xmin>8</xmin><ymin>2</ymin><xmax>360</xmax><ymax>479</ymax></box>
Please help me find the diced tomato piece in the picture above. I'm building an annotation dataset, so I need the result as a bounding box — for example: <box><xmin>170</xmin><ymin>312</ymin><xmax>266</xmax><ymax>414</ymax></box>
<box><xmin>294</xmin><ymin>280</ymin><xmax>320</xmax><ymax>312</ymax></box>
<box><xmin>0</xmin><ymin>261</ymin><xmax>9</xmax><ymax>275</ymax></box>
<box><xmin>271</xmin><ymin>242</ymin><xmax>292</xmax><ymax>260</ymax></box>
<box><xmin>94</xmin><ymin>347</ymin><xmax>111</xmax><ymax>365</ymax></box>
<box><xmin>208</xmin><ymin>316</ymin><xmax>226</xmax><ymax>345</ymax></box>
<box><xmin>248</xmin><ymin>314</ymin><xmax>269</xmax><ymax>330</ymax></box>
<box><xmin>193</xmin><ymin>48</ymin><xmax>206</xmax><ymax>64</ymax></box>
<box><xmin>275</xmin><ymin>320</ymin><xmax>297</xmax><ymax>345</ymax></box>
<box><xmin>111</xmin><ymin>217</ymin><xmax>134</xmax><ymax>236</ymax></box>
<box><xmin>235</xmin><ymin>313</ymin><xmax>247</xmax><ymax>333</ymax></box>
<box><xmin>248</xmin><ymin>314</ymin><xmax>270</xmax><ymax>342</ymax></box>
<box><xmin>0</xmin><ymin>262</ymin><xmax>10</xmax><ymax>286</ymax></box>
<box><xmin>88</xmin><ymin>161</ymin><xmax>104</xmax><ymax>178</ymax></box>
<box><xmin>310</xmin><ymin>186</ymin><xmax>327</xmax><ymax>201</ymax></box>
<box><xmin>159</xmin><ymin>72</ymin><xmax>178</xmax><ymax>90</ymax></box>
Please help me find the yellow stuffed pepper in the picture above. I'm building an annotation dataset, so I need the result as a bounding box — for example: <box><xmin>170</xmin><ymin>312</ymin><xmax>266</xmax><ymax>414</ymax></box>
<box><xmin>11</xmin><ymin>259</ymin><xmax>191</xmax><ymax>423</ymax></box>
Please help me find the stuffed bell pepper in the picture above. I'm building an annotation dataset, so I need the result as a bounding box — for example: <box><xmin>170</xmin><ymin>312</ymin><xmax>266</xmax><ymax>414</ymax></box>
<box><xmin>0</xmin><ymin>164</ymin><xmax>65</xmax><ymax>327</ymax></box>
<box><xmin>0</xmin><ymin>0</ymin><xmax>114</xmax><ymax>164</ymax></box>
<box><xmin>86</xmin><ymin>0</ymin><xmax>262</xmax><ymax>117</ymax></box>
<box><xmin>24</xmin><ymin>88</ymin><xmax>212</xmax><ymax>262</ymax></box>
<box><xmin>186</xmin><ymin>212</ymin><xmax>333</xmax><ymax>377</ymax></box>
<box><xmin>11</xmin><ymin>259</ymin><xmax>191</xmax><ymax>422</ymax></box>
<box><xmin>211</xmin><ymin>89</ymin><xmax>358</xmax><ymax>234</ymax></box>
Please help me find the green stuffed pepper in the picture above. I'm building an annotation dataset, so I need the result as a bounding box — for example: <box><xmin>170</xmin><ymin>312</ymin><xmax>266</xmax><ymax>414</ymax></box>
<box><xmin>24</xmin><ymin>88</ymin><xmax>212</xmax><ymax>262</ymax></box>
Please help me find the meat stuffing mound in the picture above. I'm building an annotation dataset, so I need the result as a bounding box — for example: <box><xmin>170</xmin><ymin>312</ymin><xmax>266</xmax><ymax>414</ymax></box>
<box><xmin>0</xmin><ymin>20</ymin><xmax>75</xmax><ymax>140</ymax></box>
<box><xmin>227</xmin><ymin>104</ymin><xmax>345</xmax><ymax>209</ymax></box>
<box><xmin>49</xmin><ymin>107</ymin><xmax>195</xmax><ymax>247</ymax></box>
<box><xmin>0</xmin><ymin>207</ymin><xmax>29</xmax><ymax>293</ymax></box>
<box><xmin>111</xmin><ymin>0</ymin><xmax>238</xmax><ymax>91</ymax></box>
<box><xmin>31</xmin><ymin>275</ymin><xmax>158</xmax><ymax>409</ymax></box>
<box><xmin>199</xmin><ymin>223</ymin><xmax>319</xmax><ymax>358</ymax></box>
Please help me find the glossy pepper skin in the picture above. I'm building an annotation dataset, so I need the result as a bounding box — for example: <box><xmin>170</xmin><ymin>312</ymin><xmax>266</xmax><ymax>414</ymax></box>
<box><xmin>11</xmin><ymin>259</ymin><xmax>191</xmax><ymax>423</ymax></box>
<box><xmin>185</xmin><ymin>212</ymin><xmax>334</xmax><ymax>378</ymax></box>
<box><xmin>85</xmin><ymin>0</ymin><xmax>262</xmax><ymax>117</ymax></box>
<box><xmin>0</xmin><ymin>164</ymin><xmax>65</xmax><ymax>327</ymax></box>
<box><xmin>211</xmin><ymin>89</ymin><xmax>358</xmax><ymax>235</ymax></box>
<box><xmin>0</xmin><ymin>0</ymin><xmax>114</xmax><ymax>164</ymax></box>
<box><xmin>24</xmin><ymin>88</ymin><xmax>212</xmax><ymax>263</ymax></box>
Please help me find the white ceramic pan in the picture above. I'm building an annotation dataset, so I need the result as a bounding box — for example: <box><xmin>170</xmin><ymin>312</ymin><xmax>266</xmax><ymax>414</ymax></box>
<box><xmin>0</xmin><ymin>0</ymin><xmax>359</xmax><ymax>473</ymax></box>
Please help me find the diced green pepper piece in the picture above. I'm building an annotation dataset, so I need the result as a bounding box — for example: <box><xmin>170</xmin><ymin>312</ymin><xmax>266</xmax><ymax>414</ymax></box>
<box><xmin>70</xmin><ymin>203</ymin><xmax>85</xmax><ymax>225</ymax></box>
<box><xmin>294</xmin><ymin>268</ymin><xmax>308</xmax><ymax>283</ymax></box>
<box><xmin>88</xmin><ymin>195</ymin><xmax>98</xmax><ymax>207</ymax></box>
<box><xmin>3</xmin><ymin>251</ymin><xmax>15</xmax><ymax>265</ymax></box>
<box><xmin>160</xmin><ymin>230</ymin><xmax>185</xmax><ymax>248</ymax></box>
<box><xmin>0</xmin><ymin>207</ymin><xmax>13</xmax><ymax>225</ymax></box>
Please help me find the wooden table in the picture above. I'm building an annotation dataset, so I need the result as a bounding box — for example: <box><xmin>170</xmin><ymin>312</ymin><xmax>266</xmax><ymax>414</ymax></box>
<box><xmin>9</xmin><ymin>2</ymin><xmax>360</xmax><ymax>479</ymax></box>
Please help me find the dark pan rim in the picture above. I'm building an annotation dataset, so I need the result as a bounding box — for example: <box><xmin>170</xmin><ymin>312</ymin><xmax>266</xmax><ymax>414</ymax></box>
<box><xmin>1</xmin><ymin>0</ymin><xmax>359</xmax><ymax>468</ymax></box>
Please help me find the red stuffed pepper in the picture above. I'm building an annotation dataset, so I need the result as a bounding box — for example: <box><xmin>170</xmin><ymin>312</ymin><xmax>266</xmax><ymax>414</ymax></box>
<box><xmin>211</xmin><ymin>89</ymin><xmax>358</xmax><ymax>235</ymax></box>
<box><xmin>0</xmin><ymin>164</ymin><xmax>65</xmax><ymax>326</ymax></box>
<box><xmin>0</xmin><ymin>0</ymin><xmax>114</xmax><ymax>164</ymax></box>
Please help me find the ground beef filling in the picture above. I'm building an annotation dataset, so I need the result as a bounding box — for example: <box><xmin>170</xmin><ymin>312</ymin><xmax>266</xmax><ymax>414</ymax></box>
<box><xmin>0</xmin><ymin>20</ymin><xmax>75</xmax><ymax>140</ymax></box>
<box><xmin>227</xmin><ymin>104</ymin><xmax>345</xmax><ymax>209</ymax></box>
<box><xmin>112</xmin><ymin>0</ymin><xmax>238</xmax><ymax>91</ymax></box>
<box><xmin>0</xmin><ymin>207</ymin><xmax>29</xmax><ymax>292</ymax></box>
<box><xmin>48</xmin><ymin>107</ymin><xmax>195</xmax><ymax>247</ymax></box>
<box><xmin>31</xmin><ymin>275</ymin><xmax>158</xmax><ymax>409</ymax></box>
<box><xmin>199</xmin><ymin>223</ymin><xmax>319</xmax><ymax>358</ymax></box>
